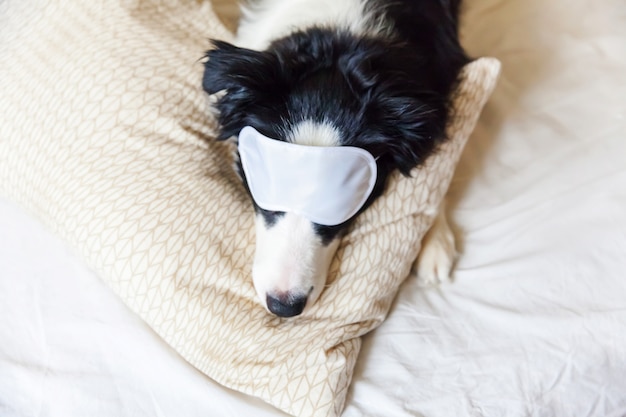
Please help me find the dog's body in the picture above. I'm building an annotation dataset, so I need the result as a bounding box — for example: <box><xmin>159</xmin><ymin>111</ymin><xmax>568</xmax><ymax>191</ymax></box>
<box><xmin>203</xmin><ymin>0</ymin><xmax>467</xmax><ymax>317</ymax></box>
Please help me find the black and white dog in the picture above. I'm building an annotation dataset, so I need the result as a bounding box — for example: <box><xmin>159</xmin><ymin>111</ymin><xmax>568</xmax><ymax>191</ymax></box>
<box><xmin>203</xmin><ymin>0</ymin><xmax>468</xmax><ymax>317</ymax></box>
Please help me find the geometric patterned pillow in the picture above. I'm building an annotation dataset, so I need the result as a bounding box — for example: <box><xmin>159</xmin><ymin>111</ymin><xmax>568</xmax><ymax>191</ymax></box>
<box><xmin>0</xmin><ymin>1</ymin><xmax>500</xmax><ymax>416</ymax></box>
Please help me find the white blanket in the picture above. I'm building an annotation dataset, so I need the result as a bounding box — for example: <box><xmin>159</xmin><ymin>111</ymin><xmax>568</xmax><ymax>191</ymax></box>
<box><xmin>2</xmin><ymin>0</ymin><xmax>625</xmax><ymax>416</ymax></box>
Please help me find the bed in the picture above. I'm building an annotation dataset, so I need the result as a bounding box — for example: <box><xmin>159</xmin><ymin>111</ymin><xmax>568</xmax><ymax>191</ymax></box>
<box><xmin>1</xmin><ymin>0</ymin><xmax>625</xmax><ymax>416</ymax></box>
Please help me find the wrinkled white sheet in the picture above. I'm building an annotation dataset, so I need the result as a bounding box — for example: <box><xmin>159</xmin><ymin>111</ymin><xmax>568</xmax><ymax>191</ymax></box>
<box><xmin>2</xmin><ymin>0</ymin><xmax>626</xmax><ymax>416</ymax></box>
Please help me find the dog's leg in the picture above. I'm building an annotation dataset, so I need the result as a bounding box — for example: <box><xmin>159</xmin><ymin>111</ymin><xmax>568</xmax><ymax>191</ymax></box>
<box><xmin>412</xmin><ymin>202</ymin><xmax>457</xmax><ymax>286</ymax></box>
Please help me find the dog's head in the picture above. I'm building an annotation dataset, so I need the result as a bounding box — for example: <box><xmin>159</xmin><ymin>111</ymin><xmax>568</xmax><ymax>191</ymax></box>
<box><xmin>203</xmin><ymin>29</ymin><xmax>452</xmax><ymax>317</ymax></box>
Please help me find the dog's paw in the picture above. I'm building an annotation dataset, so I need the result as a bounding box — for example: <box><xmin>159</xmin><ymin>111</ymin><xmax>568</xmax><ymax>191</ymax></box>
<box><xmin>411</xmin><ymin>211</ymin><xmax>457</xmax><ymax>287</ymax></box>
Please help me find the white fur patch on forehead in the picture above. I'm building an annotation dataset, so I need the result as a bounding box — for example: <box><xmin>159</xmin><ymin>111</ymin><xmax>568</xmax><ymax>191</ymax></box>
<box><xmin>287</xmin><ymin>120</ymin><xmax>341</xmax><ymax>147</ymax></box>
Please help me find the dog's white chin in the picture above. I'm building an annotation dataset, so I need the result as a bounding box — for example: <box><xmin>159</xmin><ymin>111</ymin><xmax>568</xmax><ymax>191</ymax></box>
<box><xmin>252</xmin><ymin>212</ymin><xmax>340</xmax><ymax>315</ymax></box>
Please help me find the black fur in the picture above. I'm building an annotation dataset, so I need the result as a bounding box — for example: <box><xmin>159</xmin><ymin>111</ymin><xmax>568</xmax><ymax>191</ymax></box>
<box><xmin>203</xmin><ymin>0</ymin><xmax>468</xmax><ymax>241</ymax></box>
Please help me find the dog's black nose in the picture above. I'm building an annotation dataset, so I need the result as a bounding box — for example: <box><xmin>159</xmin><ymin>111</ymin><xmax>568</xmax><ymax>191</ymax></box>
<box><xmin>266</xmin><ymin>293</ymin><xmax>307</xmax><ymax>317</ymax></box>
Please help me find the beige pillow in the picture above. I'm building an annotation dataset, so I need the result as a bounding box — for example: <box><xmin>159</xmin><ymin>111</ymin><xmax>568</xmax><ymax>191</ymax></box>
<box><xmin>0</xmin><ymin>1</ymin><xmax>500</xmax><ymax>416</ymax></box>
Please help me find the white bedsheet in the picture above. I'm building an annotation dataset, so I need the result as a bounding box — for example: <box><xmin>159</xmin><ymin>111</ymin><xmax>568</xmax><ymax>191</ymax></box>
<box><xmin>2</xmin><ymin>0</ymin><xmax>626</xmax><ymax>416</ymax></box>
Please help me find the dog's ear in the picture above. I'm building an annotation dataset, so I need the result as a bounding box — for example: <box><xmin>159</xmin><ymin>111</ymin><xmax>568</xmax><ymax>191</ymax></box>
<box><xmin>203</xmin><ymin>40</ymin><xmax>277</xmax><ymax>95</ymax></box>
<box><xmin>340</xmin><ymin>44</ymin><xmax>448</xmax><ymax>176</ymax></box>
<box><xmin>366</xmin><ymin>90</ymin><xmax>447</xmax><ymax>176</ymax></box>
<box><xmin>203</xmin><ymin>40</ymin><xmax>285</xmax><ymax>140</ymax></box>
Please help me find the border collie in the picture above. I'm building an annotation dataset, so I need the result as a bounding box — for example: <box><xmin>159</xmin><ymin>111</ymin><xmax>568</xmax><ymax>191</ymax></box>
<box><xmin>203</xmin><ymin>0</ymin><xmax>468</xmax><ymax>317</ymax></box>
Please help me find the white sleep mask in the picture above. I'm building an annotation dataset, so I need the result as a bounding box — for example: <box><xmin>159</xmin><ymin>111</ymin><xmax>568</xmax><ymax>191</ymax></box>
<box><xmin>238</xmin><ymin>126</ymin><xmax>378</xmax><ymax>226</ymax></box>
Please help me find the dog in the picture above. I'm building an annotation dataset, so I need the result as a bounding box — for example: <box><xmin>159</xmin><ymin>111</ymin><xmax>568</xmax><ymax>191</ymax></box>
<box><xmin>203</xmin><ymin>0</ymin><xmax>468</xmax><ymax>317</ymax></box>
